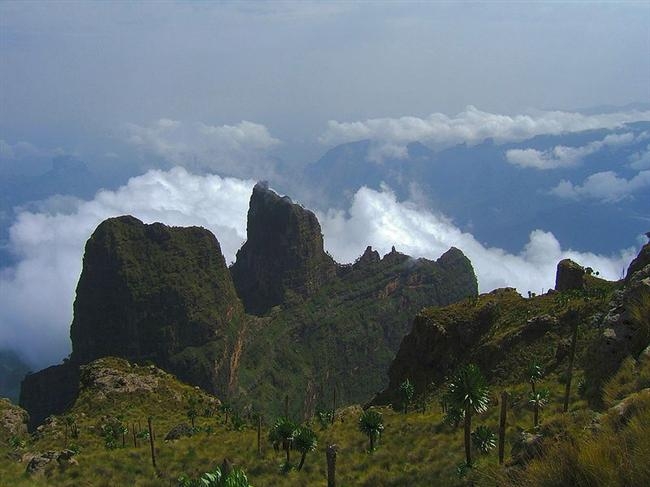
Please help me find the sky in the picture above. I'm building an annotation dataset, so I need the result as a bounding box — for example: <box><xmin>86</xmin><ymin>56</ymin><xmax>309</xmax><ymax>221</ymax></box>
<box><xmin>1</xmin><ymin>1</ymin><xmax>649</xmax><ymax>368</ymax></box>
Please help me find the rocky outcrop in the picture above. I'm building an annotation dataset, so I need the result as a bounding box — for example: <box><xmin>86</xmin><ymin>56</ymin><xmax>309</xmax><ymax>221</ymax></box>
<box><xmin>20</xmin><ymin>362</ymin><xmax>80</xmax><ymax>430</ymax></box>
<box><xmin>0</xmin><ymin>397</ymin><xmax>29</xmax><ymax>441</ymax></box>
<box><xmin>584</xmin><ymin>243</ymin><xmax>650</xmax><ymax>405</ymax></box>
<box><xmin>22</xmin><ymin>217</ymin><xmax>243</xmax><ymax>427</ymax></box>
<box><xmin>25</xmin><ymin>449</ymin><xmax>77</xmax><ymax>476</ymax></box>
<box><xmin>70</xmin><ymin>216</ymin><xmax>244</xmax><ymax>365</ymax></box>
<box><xmin>555</xmin><ymin>259</ymin><xmax>585</xmax><ymax>292</ymax></box>
<box><xmin>231</xmin><ymin>183</ymin><xmax>337</xmax><ymax>314</ymax></box>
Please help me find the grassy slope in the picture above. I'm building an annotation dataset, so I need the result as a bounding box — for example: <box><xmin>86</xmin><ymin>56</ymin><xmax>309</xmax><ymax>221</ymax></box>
<box><xmin>3</xmin><ymin>283</ymin><xmax>648</xmax><ymax>486</ymax></box>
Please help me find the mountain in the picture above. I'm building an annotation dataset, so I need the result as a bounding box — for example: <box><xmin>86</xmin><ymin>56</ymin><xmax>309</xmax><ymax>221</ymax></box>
<box><xmin>231</xmin><ymin>182</ymin><xmax>337</xmax><ymax>315</ymax></box>
<box><xmin>303</xmin><ymin>122</ymin><xmax>650</xmax><ymax>254</ymax></box>
<box><xmin>3</xmin><ymin>243</ymin><xmax>648</xmax><ymax>486</ymax></box>
<box><xmin>19</xmin><ymin>184</ymin><xmax>477</xmax><ymax>427</ymax></box>
<box><xmin>374</xmin><ymin>240</ymin><xmax>650</xmax><ymax>410</ymax></box>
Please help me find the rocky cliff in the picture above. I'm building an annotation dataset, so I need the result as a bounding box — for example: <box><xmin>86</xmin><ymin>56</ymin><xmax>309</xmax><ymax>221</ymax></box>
<box><xmin>22</xmin><ymin>217</ymin><xmax>245</xmax><ymax>427</ymax></box>
<box><xmin>70</xmin><ymin>215</ymin><xmax>244</xmax><ymax>365</ymax></box>
<box><xmin>237</xmin><ymin>245</ymin><xmax>478</xmax><ymax>418</ymax></box>
<box><xmin>230</xmin><ymin>183</ymin><xmax>337</xmax><ymax>315</ymax></box>
<box><xmin>20</xmin><ymin>185</ymin><xmax>479</xmax><ymax>427</ymax></box>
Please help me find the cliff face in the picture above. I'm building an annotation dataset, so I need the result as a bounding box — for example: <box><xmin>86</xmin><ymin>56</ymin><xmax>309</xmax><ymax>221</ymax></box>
<box><xmin>237</xmin><ymin>245</ymin><xmax>478</xmax><ymax>418</ymax></box>
<box><xmin>20</xmin><ymin>185</ymin><xmax>480</xmax><ymax>426</ymax></box>
<box><xmin>70</xmin><ymin>216</ymin><xmax>244</xmax><ymax>365</ymax></box>
<box><xmin>231</xmin><ymin>183</ymin><xmax>337</xmax><ymax>315</ymax></box>
<box><xmin>22</xmin><ymin>217</ymin><xmax>245</xmax><ymax>427</ymax></box>
<box><xmin>375</xmin><ymin>242</ymin><xmax>650</xmax><ymax>408</ymax></box>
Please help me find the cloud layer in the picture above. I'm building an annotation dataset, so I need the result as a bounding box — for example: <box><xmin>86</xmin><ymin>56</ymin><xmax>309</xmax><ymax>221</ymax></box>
<box><xmin>0</xmin><ymin>169</ymin><xmax>637</xmax><ymax>370</ymax></box>
<box><xmin>0</xmin><ymin>168</ymin><xmax>254</xmax><ymax>368</ymax></box>
<box><xmin>551</xmin><ymin>170</ymin><xmax>650</xmax><ymax>202</ymax></box>
<box><xmin>506</xmin><ymin>132</ymin><xmax>641</xmax><ymax>170</ymax></box>
<box><xmin>320</xmin><ymin>106</ymin><xmax>650</xmax><ymax>162</ymax></box>
<box><xmin>124</xmin><ymin>119</ymin><xmax>281</xmax><ymax>180</ymax></box>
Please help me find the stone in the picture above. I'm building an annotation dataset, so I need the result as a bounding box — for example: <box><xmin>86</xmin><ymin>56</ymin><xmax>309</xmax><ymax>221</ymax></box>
<box><xmin>555</xmin><ymin>259</ymin><xmax>585</xmax><ymax>292</ymax></box>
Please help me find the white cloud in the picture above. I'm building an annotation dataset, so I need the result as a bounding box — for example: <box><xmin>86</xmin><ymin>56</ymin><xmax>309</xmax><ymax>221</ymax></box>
<box><xmin>318</xmin><ymin>185</ymin><xmax>635</xmax><ymax>294</ymax></box>
<box><xmin>629</xmin><ymin>143</ymin><xmax>650</xmax><ymax>170</ymax></box>
<box><xmin>320</xmin><ymin>106</ymin><xmax>650</xmax><ymax>162</ymax></box>
<box><xmin>0</xmin><ymin>167</ymin><xmax>254</xmax><ymax>368</ymax></box>
<box><xmin>506</xmin><ymin>132</ymin><xmax>640</xmax><ymax>170</ymax></box>
<box><xmin>124</xmin><ymin>119</ymin><xmax>281</xmax><ymax>179</ymax></box>
<box><xmin>0</xmin><ymin>170</ymin><xmax>637</xmax><ymax>370</ymax></box>
<box><xmin>550</xmin><ymin>170</ymin><xmax>650</xmax><ymax>202</ymax></box>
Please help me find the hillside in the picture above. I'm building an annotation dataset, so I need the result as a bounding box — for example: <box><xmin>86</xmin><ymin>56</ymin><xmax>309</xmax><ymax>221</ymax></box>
<box><xmin>2</xmin><ymin>241</ymin><xmax>648</xmax><ymax>486</ymax></box>
<box><xmin>19</xmin><ymin>184</ymin><xmax>477</xmax><ymax>429</ymax></box>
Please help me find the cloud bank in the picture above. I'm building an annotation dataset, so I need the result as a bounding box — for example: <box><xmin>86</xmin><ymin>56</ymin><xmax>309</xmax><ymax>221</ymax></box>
<box><xmin>320</xmin><ymin>106</ymin><xmax>650</xmax><ymax>162</ymax></box>
<box><xmin>0</xmin><ymin>169</ymin><xmax>637</xmax><ymax>370</ymax></box>
<box><xmin>551</xmin><ymin>170</ymin><xmax>650</xmax><ymax>202</ymax></box>
<box><xmin>0</xmin><ymin>168</ymin><xmax>254</xmax><ymax>368</ymax></box>
<box><xmin>506</xmin><ymin>132</ymin><xmax>641</xmax><ymax>170</ymax></box>
<box><xmin>124</xmin><ymin>119</ymin><xmax>281</xmax><ymax>180</ymax></box>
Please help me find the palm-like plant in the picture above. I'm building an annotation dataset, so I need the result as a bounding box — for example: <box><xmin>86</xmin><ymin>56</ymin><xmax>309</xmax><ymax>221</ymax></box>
<box><xmin>471</xmin><ymin>425</ymin><xmax>496</xmax><ymax>454</ymax></box>
<box><xmin>358</xmin><ymin>409</ymin><xmax>384</xmax><ymax>452</ymax></box>
<box><xmin>398</xmin><ymin>379</ymin><xmax>415</xmax><ymax>414</ymax></box>
<box><xmin>529</xmin><ymin>389</ymin><xmax>550</xmax><ymax>427</ymax></box>
<box><xmin>292</xmin><ymin>426</ymin><xmax>317</xmax><ymax>471</ymax></box>
<box><xmin>527</xmin><ymin>361</ymin><xmax>544</xmax><ymax>395</ymax></box>
<box><xmin>444</xmin><ymin>364</ymin><xmax>490</xmax><ymax>466</ymax></box>
<box><xmin>268</xmin><ymin>418</ymin><xmax>296</xmax><ymax>465</ymax></box>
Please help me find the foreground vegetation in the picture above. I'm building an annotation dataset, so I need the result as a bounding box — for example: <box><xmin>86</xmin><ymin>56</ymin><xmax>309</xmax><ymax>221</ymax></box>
<box><xmin>2</xmin><ymin>263</ymin><xmax>649</xmax><ymax>486</ymax></box>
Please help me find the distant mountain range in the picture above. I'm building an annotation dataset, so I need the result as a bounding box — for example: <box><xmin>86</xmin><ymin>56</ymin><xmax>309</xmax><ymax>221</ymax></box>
<box><xmin>301</xmin><ymin>121</ymin><xmax>650</xmax><ymax>254</ymax></box>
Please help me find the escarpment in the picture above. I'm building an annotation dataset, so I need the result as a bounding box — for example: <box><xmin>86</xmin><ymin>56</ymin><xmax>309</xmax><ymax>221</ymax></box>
<box><xmin>231</xmin><ymin>182</ymin><xmax>337</xmax><ymax>315</ymax></box>
<box><xmin>20</xmin><ymin>183</ymin><xmax>479</xmax><ymax>426</ymax></box>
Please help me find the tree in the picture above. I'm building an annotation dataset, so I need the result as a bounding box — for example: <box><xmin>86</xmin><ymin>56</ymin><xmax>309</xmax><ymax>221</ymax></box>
<box><xmin>527</xmin><ymin>361</ymin><xmax>547</xmax><ymax>427</ymax></box>
<box><xmin>471</xmin><ymin>425</ymin><xmax>496</xmax><ymax>454</ymax></box>
<box><xmin>443</xmin><ymin>364</ymin><xmax>490</xmax><ymax>466</ymax></box>
<box><xmin>269</xmin><ymin>417</ymin><xmax>296</xmax><ymax>466</ymax></box>
<box><xmin>186</xmin><ymin>394</ymin><xmax>202</xmax><ymax>429</ymax></box>
<box><xmin>358</xmin><ymin>409</ymin><xmax>384</xmax><ymax>452</ymax></box>
<box><xmin>529</xmin><ymin>389</ymin><xmax>550</xmax><ymax>427</ymax></box>
<box><xmin>293</xmin><ymin>425</ymin><xmax>318</xmax><ymax>471</ymax></box>
<box><xmin>398</xmin><ymin>379</ymin><xmax>415</xmax><ymax>414</ymax></box>
<box><xmin>527</xmin><ymin>361</ymin><xmax>544</xmax><ymax>396</ymax></box>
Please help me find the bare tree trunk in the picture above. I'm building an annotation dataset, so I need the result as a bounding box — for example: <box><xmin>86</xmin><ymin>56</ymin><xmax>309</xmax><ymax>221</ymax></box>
<box><xmin>331</xmin><ymin>386</ymin><xmax>336</xmax><ymax>425</ymax></box>
<box><xmin>464</xmin><ymin>406</ymin><xmax>472</xmax><ymax>466</ymax></box>
<box><xmin>285</xmin><ymin>394</ymin><xmax>289</xmax><ymax>419</ymax></box>
<box><xmin>147</xmin><ymin>417</ymin><xmax>156</xmax><ymax>470</ymax></box>
<box><xmin>298</xmin><ymin>452</ymin><xmax>306</xmax><ymax>471</ymax></box>
<box><xmin>257</xmin><ymin>415</ymin><xmax>262</xmax><ymax>456</ymax></box>
<box><xmin>564</xmin><ymin>321</ymin><xmax>579</xmax><ymax>412</ymax></box>
<box><xmin>132</xmin><ymin>423</ymin><xmax>137</xmax><ymax>448</ymax></box>
<box><xmin>326</xmin><ymin>444</ymin><xmax>337</xmax><ymax>487</ymax></box>
<box><xmin>533</xmin><ymin>405</ymin><xmax>539</xmax><ymax>428</ymax></box>
<box><xmin>499</xmin><ymin>391</ymin><xmax>508</xmax><ymax>465</ymax></box>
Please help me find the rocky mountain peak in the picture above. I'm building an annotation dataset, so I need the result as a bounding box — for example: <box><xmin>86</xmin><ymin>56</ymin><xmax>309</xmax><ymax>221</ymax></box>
<box><xmin>230</xmin><ymin>183</ymin><xmax>337</xmax><ymax>315</ymax></box>
<box><xmin>69</xmin><ymin>215</ymin><xmax>243</xmax><ymax>365</ymax></box>
<box><xmin>555</xmin><ymin>258</ymin><xmax>585</xmax><ymax>291</ymax></box>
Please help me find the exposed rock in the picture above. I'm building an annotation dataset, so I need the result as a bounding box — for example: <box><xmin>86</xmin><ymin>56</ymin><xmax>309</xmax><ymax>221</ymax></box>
<box><xmin>231</xmin><ymin>183</ymin><xmax>337</xmax><ymax>315</ymax></box>
<box><xmin>608</xmin><ymin>389</ymin><xmax>650</xmax><ymax>430</ymax></box>
<box><xmin>555</xmin><ymin>259</ymin><xmax>585</xmax><ymax>292</ymax></box>
<box><xmin>353</xmin><ymin>246</ymin><xmax>381</xmax><ymax>268</ymax></box>
<box><xmin>25</xmin><ymin>449</ymin><xmax>77</xmax><ymax>476</ymax></box>
<box><xmin>20</xmin><ymin>362</ymin><xmax>80</xmax><ymax>430</ymax></box>
<box><xmin>79</xmin><ymin>358</ymin><xmax>161</xmax><ymax>399</ymax></box>
<box><xmin>625</xmin><ymin>242</ymin><xmax>650</xmax><ymax>284</ymax></box>
<box><xmin>165</xmin><ymin>422</ymin><xmax>194</xmax><ymax>440</ymax></box>
<box><xmin>510</xmin><ymin>431</ymin><xmax>544</xmax><ymax>465</ymax></box>
<box><xmin>22</xmin><ymin>217</ymin><xmax>244</xmax><ymax>427</ymax></box>
<box><xmin>583</xmin><ymin>243</ymin><xmax>650</xmax><ymax>406</ymax></box>
<box><xmin>520</xmin><ymin>314</ymin><xmax>559</xmax><ymax>341</ymax></box>
<box><xmin>70</xmin><ymin>215</ymin><xmax>244</xmax><ymax>365</ymax></box>
<box><xmin>0</xmin><ymin>398</ymin><xmax>29</xmax><ymax>441</ymax></box>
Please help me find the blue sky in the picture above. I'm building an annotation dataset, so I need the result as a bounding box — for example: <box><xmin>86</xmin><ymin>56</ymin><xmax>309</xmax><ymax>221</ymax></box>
<box><xmin>1</xmin><ymin>1</ymin><xmax>648</xmax><ymax>160</ymax></box>
<box><xmin>1</xmin><ymin>1</ymin><xmax>649</xmax><ymax>367</ymax></box>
